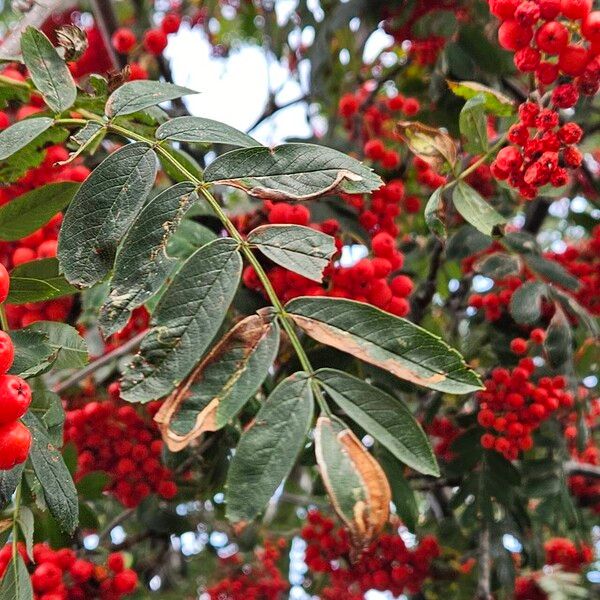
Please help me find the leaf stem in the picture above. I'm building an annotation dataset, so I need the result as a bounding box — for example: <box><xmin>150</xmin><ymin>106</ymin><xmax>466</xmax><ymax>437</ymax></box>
<box><xmin>0</xmin><ymin>305</ymin><xmax>9</xmax><ymax>331</ymax></box>
<box><xmin>11</xmin><ymin>483</ymin><xmax>22</xmax><ymax>568</ymax></box>
<box><xmin>105</xmin><ymin>122</ymin><xmax>332</xmax><ymax>415</ymax></box>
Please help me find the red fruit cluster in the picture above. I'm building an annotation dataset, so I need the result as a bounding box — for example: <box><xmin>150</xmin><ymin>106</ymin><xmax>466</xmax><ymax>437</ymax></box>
<box><xmin>0</xmin><ymin>264</ymin><xmax>32</xmax><ymax>471</ymax></box>
<box><xmin>491</xmin><ymin>94</ymin><xmax>583</xmax><ymax>199</ymax></box>
<box><xmin>240</xmin><ymin>200</ymin><xmax>414</xmax><ymax>317</ymax></box>
<box><xmin>64</xmin><ymin>382</ymin><xmax>177</xmax><ymax>507</ymax></box>
<box><xmin>0</xmin><ymin>543</ymin><xmax>137</xmax><ymax>599</ymax></box>
<box><xmin>425</xmin><ymin>416</ymin><xmax>462</xmax><ymax>462</ymax></box>
<box><xmin>102</xmin><ymin>306</ymin><xmax>150</xmax><ymax>354</ymax></box>
<box><xmin>490</xmin><ymin>0</ymin><xmax>600</xmax><ymax>93</ymax></box>
<box><xmin>477</xmin><ymin>361</ymin><xmax>573</xmax><ymax>459</ymax></box>
<box><xmin>205</xmin><ymin>540</ymin><xmax>288</xmax><ymax>600</ymax></box>
<box><xmin>301</xmin><ymin>510</ymin><xmax>440</xmax><ymax>599</ymax></box>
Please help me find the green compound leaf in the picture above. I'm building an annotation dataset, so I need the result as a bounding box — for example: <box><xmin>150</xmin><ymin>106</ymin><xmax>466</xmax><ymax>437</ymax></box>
<box><xmin>225</xmin><ymin>373</ymin><xmax>314</xmax><ymax>523</ymax></box>
<box><xmin>0</xmin><ymin>554</ymin><xmax>33</xmax><ymax>600</ymax></box>
<box><xmin>25</xmin><ymin>321</ymin><xmax>88</xmax><ymax>371</ymax></box>
<box><xmin>204</xmin><ymin>143</ymin><xmax>382</xmax><ymax>201</ymax></box>
<box><xmin>155</xmin><ymin>310</ymin><xmax>280</xmax><ymax>450</ymax></box>
<box><xmin>315</xmin><ymin>369</ymin><xmax>439</xmax><ymax>476</ymax></box>
<box><xmin>286</xmin><ymin>296</ymin><xmax>482</xmax><ymax>394</ymax></box>
<box><xmin>99</xmin><ymin>182</ymin><xmax>197</xmax><ymax>336</ymax></box>
<box><xmin>247</xmin><ymin>224</ymin><xmax>336</xmax><ymax>283</ymax></box>
<box><xmin>58</xmin><ymin>142</ymin><xmax>158</xmax><ymax>287</ymax></box>
<box><xmin>105</xmin><ymin>81</ymin><xmax>197</xmax><ymax>117</ymax></box>
<box><xmin>156</xmin><ymin>116</ymin><xmax>261</xmax><ymax>148</ymax></box>
<box><xmin>9</xmin><ymin>329</ymin><xmax>53</xmax><ymax>379</ymax></box>
<box><xmin>20</xmin><ymin>28</ymin><xmax>76</xmax><ymax>114</ymax></box>
<box><xmin>0</xmin><ymin>117</ymin><xmax>53</xmax><ymax>161</ymax></box>
<box><xmin>120</xmin><ymin>238</ymin><xmax>242</xmax><ymax>403</ymax></box>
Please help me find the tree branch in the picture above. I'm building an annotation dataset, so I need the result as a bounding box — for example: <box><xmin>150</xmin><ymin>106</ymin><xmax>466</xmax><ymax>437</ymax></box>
<box><xmin>565</xmin><ymin>461</ymin><xmax>600</xmax><ymax>478</ymax></box>
<box><xmin>410</xmin><ymin>238</ymin><xmax>445</xmax><ymax>324</ymax></box>
<box><xmin>476</xmin><ymin>526</ymin><xmax>492</xmax><ymax>600</ymax></box>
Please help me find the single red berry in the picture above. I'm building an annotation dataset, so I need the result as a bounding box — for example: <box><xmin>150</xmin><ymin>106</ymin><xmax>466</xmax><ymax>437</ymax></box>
<box><xmin>402</xmin><ymin>97</ymin><xmax>420</xmax><ymax>116</ymax></box>
<box><xmin>0</xmin><ymin>264</ymin><xmax>9</xmax><ymax>303</ymax></box>
<box><xmin>560</xmin><ymin>0</ymin><xmax>591</xmax><ymax>20</ymax></box>
<box><xmin>364</xmin><ymin>139</ymin><xmax>385</xmax><ymax>161</ymax></box>
<box><xmin>0</xmin><ymin>375</ymin><xmax>32</xmax><ymax>425</ymax></box>
<box><xmin>582</xmin><ymin>11</ymin><xmax>600</xmax><ymax>44</ymax></box>
<box><xmin>69</xmin><ymin>559</ymin><xmax>94</xmax><ymax>583</ymax></box>
<box><xmin>510</xmin><ymin>338</ymin><xmax>528</xmax><ymax>355</ymax></box>
<box><xmin>481</xmin><ymin>433</ymin><xmax>496</xmax><ymax>449</ymax></box>
<box><xmin>107</xmin><ymin>552</ymin><xmax>125</xmax><ymax>573</ymax></box>
<box><xmin>0</xmin><ymin>331</ymin><xmax>14</xmax><ymax>375</ymax></box>
<box><xmin>31</xmin><ymin>562</ymin><xmax>62</xmax><ymax>593</ymax></box>
<box><xmin>113</xmin><ymin>569</ymin><xmax>138</xmax><ymax>593</ymax></box>
<box><xmin>498</xmin><ymin>20</ymin><xmax>533</xmax><ymax>51</ymax></box>
<box><xmin>338</xmin><ymin>94</ymin><xmax>359</xmax><ymax>118</ymax></box>
<box><xmin>143</xmin><ymin>29</ymin><xmax>168</xmax><ymax>55</ymax></box>
<box><xmin>161</xmin><ymin>13</ymin><xmax>182</xmax><ymax>34</ymax></box>
<box><xmin>490</xmin><ymin>0</ymin><xmax>520</xmax><ymax>20</ymax></box>
<box><xmin>0</xmin><ymin>421</ymin><xmax>31</xmax><ymax>470</ymax></box>
<box><xmin>558</xmin><ymin>45</ymin><xmax>589</xmax><ymax>76</ymax></box>
<box><xmin>390</xmin><ymin>275</ymin><xmax>414</xmax><ymax>297</ymax></box>
<box><xmin>535</xmin><ymin>21</ymin><xmax>569</xmax><ymax>54</ymax></box>
<box><xmin>111</xmin><ymin>28</ymin><xmax>137</xmax><ymax>54</ymax></box>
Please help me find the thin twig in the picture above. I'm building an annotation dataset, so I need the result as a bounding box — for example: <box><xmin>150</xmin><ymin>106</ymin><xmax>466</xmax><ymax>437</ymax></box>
<box><xmin>565</xmin><ymin>461</ymin><xmax>600</xmax><ymax>479</ymax></box>
<box><xmin>476</xmin><ymin>526</ymin><xmax>492</xmax><ymax>600</ymax></box>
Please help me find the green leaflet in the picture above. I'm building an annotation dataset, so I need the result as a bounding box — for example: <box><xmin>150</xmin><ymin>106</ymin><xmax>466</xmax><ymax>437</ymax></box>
<box><xmin>247</xmin><ymin>224</ymin><xmax>336</xmax><ymax>283</ymax></box>
<box><xmin>120</xmin><ymin>238</ymin><xmax>242</xmax><ymax>403</ymax></box>
<box><xmin>286</xmin><ymin>296</ymin><xmax>482</xmax><ymax>394</ymax></box>
<box><xmin>0</xmin><ymin>554</ymin><xmax>33</xmax><ymax>600</ymax></box>
<box><xmin>58</xmin><ymin>142</ymin><xmax>158</xmax><ymax>287</ymax></box>
<box><xmin>204</xmin><ymin>143</ymin><xmax>382</xmax><ymax>200</ymax></box>
<box><xmin>99</xmin><ymin>182</ymin><xmax>198</xmax><ymax>336</ymax></box>
<box><xmin>156</xmin><ymin>116</ymin><xmax>261</xmax><ymax>148</ymax></box>
<box><xmin>20</xmin><ymin>27</ymin><xmax>76</xmax><ymax>113</ymax></box>
<box><xmin>7</xmin><ymin>258</ymin><xmax>77</xmax><ymax>304</ymax></box>
<box><xmin>105</xmin><ymin>81</ymin><xmax>197</xmax><ymax>117</ymax></box>
<box><xmin>225</xmin><ymin>373</ymin><xmax>314</xmax><ymax>522</ymax></box>
<box><xmin>0</xmin><ymin>118</ymin><xmax>54</xmax><ymax>161</ymax></box>
<box><xmin>452</xmin><ymin>181</ymin><xmax>505</xmax><ymax>237</ymax></box>
<box><xmin>315</xmin><ymin>369</ymin><xmax>439</xmax><ymax>476</ymax></box>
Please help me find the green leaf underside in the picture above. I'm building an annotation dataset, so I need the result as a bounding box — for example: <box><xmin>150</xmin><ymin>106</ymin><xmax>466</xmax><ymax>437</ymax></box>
<box><xmin>524</xmin><ymin>254</ymin><xmax>580</xmax><ymax>291</ymax></box>
<box><xmin>17</xmin><ymin>507</ymin><xmax>34</xmax><ymax>561</ymax></box>
<box><xmin>247</xmin><ymin>224</ymin><xmax>336</xmax><ymax>282</ymax></box>
<box><xmin>509</xmin><ymin>281</ymin><xmax>547</xmax><ymax>325</ymax></box>
<box><xmin>120</xmin><ymin>238</ymin><xmax>242</xmax><ymax>403</ymax></box>
<box><xmin>99</xmin><ymin>182</ymin><xmax>197</xmax><ymax>336</ymax></box>
<box><xmin>0</xmin><ymin>118</ymin><xmax>53</xmax><ymax>161</ymax></box>
<box><xmin>20</xmin><ymin>28</ymin><xmax>76</xmax><ymax>114</ymax></box>
<box><xmin>58</xmin><ymin>142</ymin><xmax>158</xmax><ymax>287</ymax></box>
<box><xmin>452</xmin><ymin>182</ymin><xmax>505</xmax><ymax>237</ymax></box>
<box><xmin>0</xmin><ymin>464</ymin><xmax>24</xmax><ymax>509</ymax></box>
<box><xmin>545</xmin><ymin>307</ymin><xmax>572</xmax><ymax>368</ymax></box>
<box><xmin>167</xmin><ymin>314</ymin><xmax>280</xmax><ymax>438</ymax></box>
<box><xmin>314</xmin><ymin>417</ymin><xmax>367</xmax><ymax>528</ymax></box>
<box><xmin>25</xmin><ymin>322</ymin><xmax>88</xmax><ymax>371</ymax></box>
<box><xmin>447</xmin><ymin>80</ymin><xmax>515</xmax><ymax>116</ymax></box>
<box><xmin>225</xmin><ymin>373</ymin><xmax>314</xmax><ymax>522</ymax></box>
<box><xmin>459</xmin><ymin>95</ymin><xmax>488</xmax><ymax>155</ymax></box>
<box><xmin>286</xmin><ymin>297</ymin><xmax>482</xmax><ymax>394</ymax></box>
<box><xmin>105</xmin><ymin>81</ymin><xmax>197</xmax><ymax>117</ymax></box>
<box><xmin>0</xmin><ymin>554</ymin><xmax>33</xmax><ymax>600</ymax></box>
<box><xmin>204</xmin><ymin>143</ymin><xmax>382</xmax><ymax>200</ymax></box>
<box><xmin>475</xmin><ymin>252</ymin><xmax>521</xmax><ymax>279</ymax></box>
<box><xmin>7</xmin><ymin>258</ymin><xmax>77</xmax><ymax>304</ymax></box>
<box><xmin>9</xmin><ymin>329</ymin><xmax>53</xmax><ymax>378</ymax></box>
<box><xmin>424</xmin><ymin>187</ymin><xmax>446</xmax><ymax>238</ymax></box>
<box><xmin>0</xmin><ymin>182</ymin><xmax>78</xmax><ymax>241</ymax></box>
<box><xmin>22</xmin><ymin>412</ymin><xmax>78</xmax><ymax>534</ymax></box>
<box><xmin>315</xmin><ymin>369</ymin><xmax>439</xmax><ymax>476</ymax></box>
<box><xmin>156</xmin><ymin>116</ymin><xmax>261</xmax><ymax>148</ymax></box>
<box><xmin>378</xmin><ymin>451</ymin><xmax>418</xmax><ymax>531</ymax></box>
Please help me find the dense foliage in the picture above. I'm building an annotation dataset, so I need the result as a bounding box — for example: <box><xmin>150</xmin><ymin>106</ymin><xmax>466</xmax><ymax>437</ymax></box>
<box><xmin>0</xmin><ymin>0</ymin><xmax>599</xmax><ymax>598</ymax></box>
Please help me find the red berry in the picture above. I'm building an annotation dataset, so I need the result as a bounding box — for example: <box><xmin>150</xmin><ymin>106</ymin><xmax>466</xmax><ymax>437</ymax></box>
<box><xmin>31</xmin><ymin>562</ymin><xmax>62</xmax><ymax>593</ymax></box>
<box><xmin>560</xmin><ymin>0</ymin><xmax>591</xmax><ymax>20</ymax></box>
<box><xmin>364</xmin><ymin>139</ymin><xmax>385</xmax><ymax>161</ymax></box>
<box><xmin>111</xmin><ymin>28</ymin><xmax>137</xmax><ymax>54</ymax></box>
<box><xmin>390</xmin><ymin>275</ymin><xmax>414</xmax><ymax>297</ymax></box>
<box><xmin>0</xmin><ymin>421</ymin><xmax>31</xmax><ymax>470</ymax></box>
<box><xmin>107</xmin><ymin>552</ymin><xmax>125</xmax><ymax>573</ymax></box>
<box><xmin>510</xmin><ymin>338</ymin><xmax>528</xmax><ymax>355</ymax></box>
<box><xmin>0</xmin><ymin>331</ymin><xmax>14</xmax><ymax>374</ymax></box>
<box><xmin>559</xmin><ymin>45</ymin><xmax>588</xmax><ymax>75</ymax></box>
<box><xmin>0</xmin><ymin>375</ymin><xmax>32</xmax><ymax>425</ymax></box>
<box><xmin>338</xmin><ymin>94</ymin><xmax>359</xmax><ymax>118</ymax></box>
<box><xmin>113</xmin><ymin>569</ymin><xmax>138</xmax><ymax>593</ymax></box>
<box><xmin>582</xmin><ymin>12</ymin><xmax>600</xmax><ymax>44</ymax></box>
<box><xmin>0</xmin><ymin>264</ymin><xmax>9</xmax><ymax>303</ymax></box>
<box><xmin>498</xmin><ymin>21</ymin><xmax>533</xmax><ymax>51</ymax></box>
<box><xmin>535</xmin><ymin>21</ymin><xmax>569</xmax><ymax>54</ymax></box>
<box><xmin>161</xmin><ymin>13</ymin><xmax>182</xmax><ymax>34</ymax></box>
<box><xmin>69</xmin><ymin>559</ymin><xmax>94</xmax><ymax>583</ymax></box>
<box><xmin>490</xmin><ymin>0</ymin><xmax>520</xmax><ymax>20</ymax></box>
<box><xmin>143</xmin><ymin>29</ymin><xmax>168</xmax><ymax>55</ymax></box>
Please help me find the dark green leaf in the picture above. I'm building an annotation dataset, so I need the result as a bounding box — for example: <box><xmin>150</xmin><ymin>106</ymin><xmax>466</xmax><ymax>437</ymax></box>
<box><xmin>459</xmin><ymin>95</ymin><xmax>487</xmax><ymax>155</ymax></box>
<box><xmin>99</xmin><ymin>182</ymin><xmax>197</xmax><ymax>336</ymax></box>
<box><xmin>155</xmin><ymin>311</ymin><xmax>280</xmax><ymax>450</ymax></box>
<box><xmin>28</xmin><ymin>378</ymin><xmax>64</xmax><ymax>446</ymax></box>
<box><xmin>247</xmin><ymin>224</ymin><xmax>335</xmax><ymax>282</ymax></box>
<box><xmin>17</xmin><ymin>507</ymin><xmax>34</xmax><ymax>561</ymax></box>
<box><xmin>424</xmin><ymin>187</ymin><xmax>446</xmax><ymax>238</ymax></box>
<box><xmin>9</xmin><ymin>329</ymin><xmax>53</xmax><ymax>378</ymax></box>
<box><xmin>121</xmin><ymin>238</ymin><xmax>242</xmax><ymax>403</ymax></box>
<box><xmin>452</xmin><ymin>181</ymin><xmax>505</xmax><ymax>237</ymax></box>
<box><xmin>7</xmin><ymin>259</ymin><xmax>77</xmax><ymax>304</ymax></box>
<box><xmin>551</xmin><ymin>287</ymin><xmax>598</xmax><ymax>335</ymax></box>
<box><xmin>316</xmin><ymin>369</ymin><xmax>439</xmax><ymax>475</ymax></box>
<box><xmin>474</xmin><ymin>252</ymin><xmax>521</xmax><ymax>279</ymax></box>
<box><xmin>22</xmin><ymin>412</ymin><xmax>78</xmax><ymax>534</ymax></box>
<box><xmin>156</xmin><ymin>116</ymin><xmax>261</xmax><ymax>148</ymax></box>
<box><xmin>166</xmin><ymin>219</ymin><xmax>217</xmax><ymax>259</ymax></box>
<box><xmin>204</xmin><ymin>143</ymin><xmax>382</xmax><ymax>200</ymax></box>
<box><xmin>378</xmin><ymin>450</ymin><xmax>418</xmax><ymax>531</ymax></box>
<box><xmin>0</xmin><ymin>554</ymin><xmax>33</xmax><ymax>600</ymax></box>
<box><xmin>25</xmin><ymin>322</ymin><xmax>87</xmax><ymax>371</ymax></box>
<box><xmin>105</xmin><ymin>81</ymin><xmax>196</xmax><ymax>117</ymax></box>
<box><xmin>20</xmin><ymin>28</ymin><xmax>76</xmax><ymax>113</ymax></box>
<box><xmin>0</xmin><ymin>117</ymin><xmax>53</xmax><ymax>161</ymax></box>
<box><xmin>286</xmin><ymin>297</ymin><xmax>482</xmax><ymax>394</ymax></box>
<box><xmin>523</xmin><ymin>254</ymin><xmax>580</xmax><ymax>291</ymax></box>
<box><xmin>225</xmin><ymin>373</ymin><xmax>314</xmax><ymax>522</ymax></box>
<box><xmin>447</xmin><ymin>80</ymin><xmax>515</xmax><ymax>116</ymax></box>
<box><xmin>0</xmin><ymin>182</ymin><xmax>78</xmax><ymax>241</ymax></box>
<box><xmin>0</xmin><ymin>464</ymin><xmax>24</xmax><ymax>509</ymax></box>
<box><xmin>446</xmin><ymin>225</ymin><xmax>492</xmax><ymax>260</ymax></box>
<box><xmin>58</xmin><ymin>142</ymin><xmax>158</xmax><ymax>287</ymax></box>
<box><xmin>509</xmin><ymin>281</ymin><xmax>547</xmax><ymax>325</ymax></box>
<box><xmin>413</xmin><ymin>10</ymin><xmax>458</xmax><ymax>37</ymax></box>
<box><xmin>76</xmin><ymin>472</ymin><xmax>109</xmax><ymax>500</ymax></box>
<box><xmin>544</xmin><ymin>306</ymin><xmax>572</xmax><ymax>368</ymax></box>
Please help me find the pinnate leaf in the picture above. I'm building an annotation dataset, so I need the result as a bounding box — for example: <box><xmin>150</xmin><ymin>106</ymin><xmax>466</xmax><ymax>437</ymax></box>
<box><xmin>58</xmin><ymin>142</ymin><xmax>158</xmax><ymax>287</ymax></box>
<box><xmin>155</xmin><ymin>310</ymin><xmax>280</xmax><ymax>450</ymax></box>
<box><xmin>286</xmin><ymin>297</ymin><xmax>482</xmax><ymax>394</ymax></box>
<box><xmin>0</xmin><ymin>554</ymin><xmax>33</xmax><ymax>600</ymax></box>
<box><xmin>452</xmin><ymin>181</ymin><xmax>505</xmax><ymax>237</ymax></box>
<box><xmin>247</xmin><ymin>224</ymin><xmax>335</xmax><ymax>282</ymax></box>
<box><xmin>105</xmin><ymin>81</ymin><xmax>197</xmax><ymax>117</ymax></box>
<box><xmin>204</xmin><ymin>143</ymin><xmax>382</xmax><ymax>201</ymax></box>
<box><xmin>0</xmin><ymin>118</ymin><xmax>53</xmax><ymax>161</ymax></box>
<box><xmin>120</xmin><ymin>238</ymin><xmax>242</xmax><ymax>403</ymax></box>
<box><xmin>225</xmin><ymin>373</ymin><xmax>314</xmax><ymax>522</ymax></box>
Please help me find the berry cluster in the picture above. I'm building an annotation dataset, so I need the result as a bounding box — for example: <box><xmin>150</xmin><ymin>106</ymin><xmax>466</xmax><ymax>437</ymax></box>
<box><xmin>301</xmin><ymin>510</ymin><xmax>440</xmax><ymax>599</ymax></box>
<box><xmin>239</xmin><ymin>201</ymin><xmax>414</xmax><ymax>317</ymax></box>
<box><xmin>205</xmin><ymin>540</ymin><xmax>288</xmax><ymax>600</ymax></box>
<box><xmin>425</xmin><ymin>416</ymin><xmax>461</xmax><ymax>462</ymax></box>
<box><xmin>0</xmin><ymin>543</ymin><xmax>137</xmax><ymax>599</ymax></box>
<box><xmin>64</xmin><ymin>382</ymin><xmax>177</xmax><ymax>507</ymax></box>
<box><xmin>491</xmin><ymin>93</ymin><xmax>583</xmax><ymax>198</ymax></box>
<box><xmin>111</xmin><ymin>13</ymin><xmax>181</xmax><ymax>58</ymax></box>
<box><xmin>477</xmin><ymin>361</ymin><xmax>574</xmax><ymax>459</ymax></box>
<box><xmin>0</xmin><ymin>264</ymin><xmax>32</xmax><ymax>471</ymax></box>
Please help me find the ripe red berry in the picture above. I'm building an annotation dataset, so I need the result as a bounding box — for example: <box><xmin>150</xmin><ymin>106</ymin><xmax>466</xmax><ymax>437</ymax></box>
<box><xmin>111</xmin><ymin>27</ymin><xmax>137</xmax><ymax>54</ymax></box>
<box><xmin>0</xmin><ymin>421</ymin><xmax>31</xmax><ymax>470</ymax></box>
<box><xmin>0</xmin><ymin>375</ymin><xmax>32</xmax><ymax>425</ymax></box>
<box><xmin>0</xmin><ymin>264</ymin><xmax>9</xmax><ymax>304</ymax></box>
<box><xmin>161</xmin><ymin>13</ymin><xmax>182</xmax><ymax>34</ymax></box>
<box><xmin>107</xmin><ymin>552</ymin><xmax>125</xmax><ymax>573</ymax></box>
<box><xmin>0</xmin><ymin>331</ymin><xmax>14</xmax><ymax>375</ymax></box>
<box><xmin>113</xmin><ymin>569</ymin><xmax>138</xmax><ymax>593</ymax></box>
<box><xmin>490</xmin><ymin>0</ymin><xmax>520</xmax><ymax>20</ymax></box>
<box><xmin>390</xmin><ymin>275</ymin><xmax>414</xmax><ymax>297</ymax></box>
<box><xmin>69</xmin><ymin>559</ymin><xmax>94</xmax><ymax>583</ymax></box>
<box><xmin>559</xmin><ymin>45</ymin><xmax>589</xmax><ymax>75</ymax></box>
<box><xmin>143</xmin><ymin>29</ymin><xmax>168</xmax><ymax>55</ymax></box>
<box><xmin>31</xmin><ymin>562</ymin><xmax>62</xmax><ymax>593</ymax></box>
<box><xmin>535</xmin><ymin>21</ymin><xmax>569</xmax><ymax>54</ymax></box>
<box><xmin>338</xmin><ymin>94</ymin><xmax>359</xmax><ymax>118</ymax></box>
<box><xmin>498</xmin><ymin>20</ymin><xmax>533</xmax><ymax>51</ymax></box>
<box><xmin>510</xmin><ymin>338</ymin><xmax>528</xmax><ymax>355</ymax></box>
<box><xmin>560</xmin><ymin>0</ymin><xmax>591</xmax><ymax>20</ymax></box>
<box><xmin>582</xmin><ymin>11</ymin><xmax>600</xmax><ymax>44</ymax></box>
<box><xmin>364</xmin><ymin>139</ymin><xmax>386</xmax><ymax>161</ymax></box>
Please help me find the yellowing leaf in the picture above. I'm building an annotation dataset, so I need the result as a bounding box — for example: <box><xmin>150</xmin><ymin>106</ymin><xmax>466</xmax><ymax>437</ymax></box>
<box><xmin>395</xmin><ymin>121</ymin><xmax>457</xmax><ymax>171</ymax></box>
